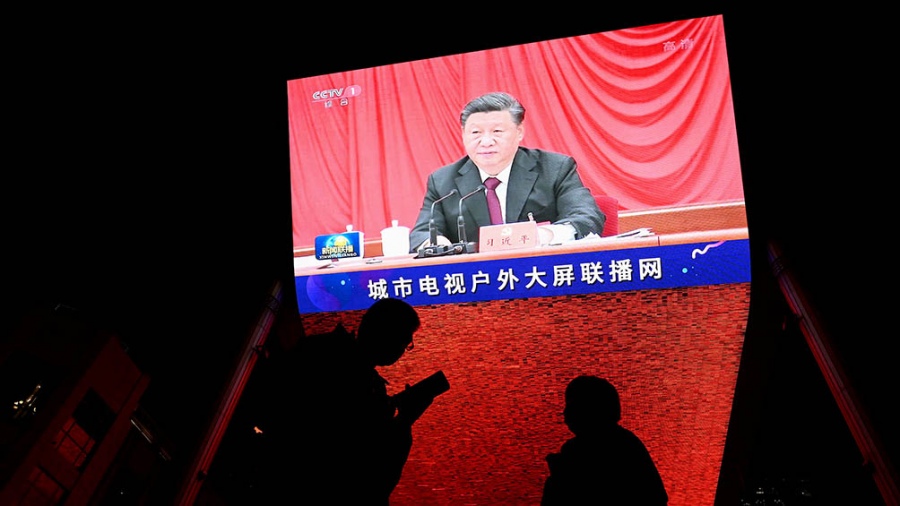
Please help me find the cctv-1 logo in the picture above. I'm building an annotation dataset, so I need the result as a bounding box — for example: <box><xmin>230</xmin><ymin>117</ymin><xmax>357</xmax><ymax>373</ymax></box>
<box><xmin>312</xmin><ymin>85</ymin><xmax>361</xmax><ymax>102</ymax></box>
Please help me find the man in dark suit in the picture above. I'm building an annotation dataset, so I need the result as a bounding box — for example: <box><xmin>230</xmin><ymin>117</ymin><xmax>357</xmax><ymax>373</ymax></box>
<box><xmin>409</xmin><ymin>91</ymin><xmax>605</xmax><ymax>251</ymax></box>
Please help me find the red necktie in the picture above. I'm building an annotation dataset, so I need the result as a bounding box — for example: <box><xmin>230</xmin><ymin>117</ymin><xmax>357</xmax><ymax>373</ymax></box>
<box><xmin>484</xmin><ymin>177</ymin><xmax>503</xmax><ymax>225</ymax></box>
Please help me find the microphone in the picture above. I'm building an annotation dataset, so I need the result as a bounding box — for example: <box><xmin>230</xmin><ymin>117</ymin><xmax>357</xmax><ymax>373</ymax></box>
<box><xmin>429</xmin><ymin>189</ymin><xmax>458</xmax><ymax>247</ymax></box>
<box><xmin>416</xmin><ymin>189</ymin><xmax>458</xmax><ymax>259</ymax></box>
<box><xmin>456</xmin><ymin>185</ymin><xmax>485</xmax><ymax>253</ymax></box>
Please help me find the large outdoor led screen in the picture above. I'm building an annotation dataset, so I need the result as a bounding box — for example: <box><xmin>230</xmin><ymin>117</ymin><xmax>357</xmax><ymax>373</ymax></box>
<box><xmin>288</xmin><ymin>14</ymin><xmax>750</xmax><ymax>505</ymax></box>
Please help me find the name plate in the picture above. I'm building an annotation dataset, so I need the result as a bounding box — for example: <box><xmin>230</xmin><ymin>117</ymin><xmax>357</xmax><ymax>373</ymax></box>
<box><xmin>478</xmin><ymin>221</ymin><xmax>539</xmax><ymax>253</ymax></box>
<box><xmin>314</xmin><ymin>231</ymin><xmax>364</xmax><ymax>260</ymax></box>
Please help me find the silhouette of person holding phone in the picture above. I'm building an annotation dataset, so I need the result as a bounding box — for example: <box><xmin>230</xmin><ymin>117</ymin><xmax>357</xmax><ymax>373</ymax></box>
<box><xmin>541</xmin><ymin>375</ymin><xmax>668</xmax><ymax>505</ymax></box>
<box><xmin>261</xmin><ymin>297</ymin><xmax>441</xmax><ymax>505</ymax></box>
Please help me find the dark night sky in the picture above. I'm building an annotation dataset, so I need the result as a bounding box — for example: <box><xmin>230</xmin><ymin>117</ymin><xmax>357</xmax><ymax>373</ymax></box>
<box><xmin>6</xmin><ymin>4</ymin><xmax>895</xmax><ymax>503</ymax></box>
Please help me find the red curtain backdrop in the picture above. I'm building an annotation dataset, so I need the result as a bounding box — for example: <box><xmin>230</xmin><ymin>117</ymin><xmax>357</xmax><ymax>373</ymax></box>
<box><xmin>289</xmin><ymin>15</ymin><xmax>742</xmax><ymax>249</ymax></box>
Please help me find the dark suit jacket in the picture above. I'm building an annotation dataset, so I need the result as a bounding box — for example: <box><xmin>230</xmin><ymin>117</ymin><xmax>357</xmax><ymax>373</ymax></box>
<box><xmin>409</xmin><ymin>147</ymin><xmax>606</xmax><ymax>250</ymax></box>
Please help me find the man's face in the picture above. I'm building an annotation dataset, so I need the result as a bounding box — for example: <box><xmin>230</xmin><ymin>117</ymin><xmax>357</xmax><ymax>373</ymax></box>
<box><xmin>372</xmin><ymin>331</ymin><xmax>414</xmax><ymax>367</ymax></box>
<box><xmin>462</xmin><ymin>111</ymin><xmax>524</xmax><ymax>175</ymax></box>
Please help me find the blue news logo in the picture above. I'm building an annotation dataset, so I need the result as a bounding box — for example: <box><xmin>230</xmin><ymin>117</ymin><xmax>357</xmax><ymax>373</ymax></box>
<box><xmin>315</xmin><ymin>231</ymin><xmax>364</xmax><ymax>260</ymax></box>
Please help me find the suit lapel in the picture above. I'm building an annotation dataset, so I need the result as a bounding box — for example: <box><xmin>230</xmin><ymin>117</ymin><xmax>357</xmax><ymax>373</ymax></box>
<box><xmin>506</xmin><ymin>148</ymin><xmax>538</xmax><ymax>222</ymax></box>
<box><xmin>455</xmin><ymin>159</ymin><xmax>491</xmax><ymax>226</ymax></box>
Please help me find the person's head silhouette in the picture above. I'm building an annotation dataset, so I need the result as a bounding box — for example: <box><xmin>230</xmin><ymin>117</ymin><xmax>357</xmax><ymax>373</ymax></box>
<box><xmin>543</xmin><ymin>375</ymin><xmax>669</xmax><ymax>505</ymax></box>
<box><xmin>356</xmin><ymin>297</ymin><xmax>421</xmax><ymax>367</ymax></box>
<box><xmin>563</xmin><ymin>375</ymin><xmax>621</xmax><ymax>436</ymax></box>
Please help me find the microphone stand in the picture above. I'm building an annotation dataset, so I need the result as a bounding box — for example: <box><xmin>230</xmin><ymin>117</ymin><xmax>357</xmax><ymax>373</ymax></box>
<box><xmin>416</xmin><ymin>189</ymin><xmax>458</xmax><ymax>259</ymax></box>
<box><xmin>452</xmin><ymin>184</ymin><xmax>485</xmax><ymax>254</ymax></box>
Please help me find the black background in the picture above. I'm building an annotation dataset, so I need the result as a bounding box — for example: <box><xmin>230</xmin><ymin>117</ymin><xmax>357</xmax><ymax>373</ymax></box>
<box><xmin>6</xmin><ymin>4</ymin><xmax>894</xmax><ymax>503</ymax></box>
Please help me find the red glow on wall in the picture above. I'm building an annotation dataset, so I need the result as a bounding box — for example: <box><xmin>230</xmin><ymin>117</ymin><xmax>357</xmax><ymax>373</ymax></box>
<box><xmin>301</xmin><ymin>282</ymin><xmax>750</xmax><ymax>505</ymax></box>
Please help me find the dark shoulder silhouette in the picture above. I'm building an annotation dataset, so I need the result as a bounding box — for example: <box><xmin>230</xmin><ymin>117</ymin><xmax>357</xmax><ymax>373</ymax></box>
<box><xmin>261</xmin><ymin>298</ymin><xmax>429</xmax><ymax>505</ymax></box>
<box><xmin>541</xmin><ymin>375</ymin><xmax>668</xmax><ymax>505</ymax></box>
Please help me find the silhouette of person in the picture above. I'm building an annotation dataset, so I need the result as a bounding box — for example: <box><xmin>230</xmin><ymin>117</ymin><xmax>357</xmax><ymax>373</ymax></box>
<box><xmin>541</xmin><ymin>375</ymin><xmax>668</xmax><ymax>505</ymax></box>
<box><xmin>260</xmin><ymin>297</ymin><xmax>434</xmax><ymax>505</ymax></box>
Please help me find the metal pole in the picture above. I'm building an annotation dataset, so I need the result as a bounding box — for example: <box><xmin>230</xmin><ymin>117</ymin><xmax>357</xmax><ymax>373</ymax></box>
<box><xmin>173</xmin><ymin>279</ymin><xmax>282</xmax><ymax>506</ymax></box>
<box><xmin>768</xmin><ymin>241</ymin><xmax>899</xmax><ymax>506</ymax></box>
